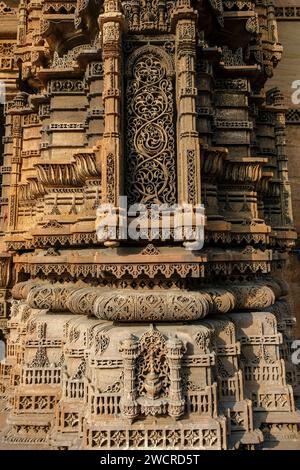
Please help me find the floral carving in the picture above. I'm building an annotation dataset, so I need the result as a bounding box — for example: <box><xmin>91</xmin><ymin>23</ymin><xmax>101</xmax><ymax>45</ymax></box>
<box><xmin>125</xmin><ymin>47</ymin><xmax>176</xmax><ymax>205</ymax></box>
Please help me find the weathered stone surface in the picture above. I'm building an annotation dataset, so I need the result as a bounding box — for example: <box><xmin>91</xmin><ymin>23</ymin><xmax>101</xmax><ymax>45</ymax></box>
<box><xmin>0</xmin><ymin>0</ymin><xmax>299</xmax><ymax>451</ymax></box>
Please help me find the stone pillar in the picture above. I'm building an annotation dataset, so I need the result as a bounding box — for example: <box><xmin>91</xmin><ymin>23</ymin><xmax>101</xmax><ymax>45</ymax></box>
<box><xmin>119</xmin><ymin>334</ymin><xmax>139</xmax><ymax>421</ymax></box>
<box><xmin>172</xmin><ymin>1</ymin><xmax>201</xmax><ymax>206</ymax></box>
<box><xmin>17</xmin><ymin>0</ymin><xmax>27</xmax><ymax>46</ymax></box>
<box><xmin>98</xmin><ymin>0</ymin><xmax>124</xmax><ymax>245</ymax></box>
<box><xmin>266</xmin><ymin>1</ymin><xmax>279</xmax><ymax>44</ymax></box>
<box><xmin>6</xmin><ymin>93</ymin><xmax>28</xmax><ymax>232</ymax></box>
<box><xmin>274</xmin><ymin>111</ymin><xmax>294</xmax><ymax>228</ymax></box>
<box><xmin>260</xmin><ymin>88</ymin><xmax>296</xmax><ymax>247</ymax></box>
<box><xmin>166</xmin><ymin>335</ymin><xmax>185</xmax><ymax>419</ymax></box>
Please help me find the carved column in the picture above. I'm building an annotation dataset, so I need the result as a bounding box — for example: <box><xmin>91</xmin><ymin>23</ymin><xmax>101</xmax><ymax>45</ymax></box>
<box><xmin>6</xmin><ymin>93</ymin><xmax>28</xmax><ymax>232</ymax></box>
<box><xmin>259</xmin><ymin>89</ymin><xmax>296</xmax><ymax>246</ymax></box>
<box><xmin>274</xmin><ymin>112</ymin><xmax>294</xmax><ymax>229</ymax></box>
<box><xmin>119</xmin><ymin>334</ymin><xmax>139</xmax><ymax>421</ymax></box>
<box><xmin>173</xmin><ymin>1</ymin><xmax>201</xmax><ymax>206</ymax></box>
<box><xmin>267</xmin><ymin>1</ymin><xmax>279</xmax><ymax>44</ymax></box>
<box><xmin>17</xmin><ymin>0</ymin><xmax>27</xmax><ymax>46</ymax></box>
<box><xmin>98</xmin><ymin>0</ymin><xmax>124</xmax><ymax>245</ymax></box>
<box><xmin>166</xmin><ymin>335</ymin><xmax>185</xmax><ymax>419</ymax></box>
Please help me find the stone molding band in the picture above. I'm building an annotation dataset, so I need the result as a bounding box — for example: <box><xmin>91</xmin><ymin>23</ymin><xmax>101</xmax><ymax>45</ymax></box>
<box><xmin>11</xmin><ymin>278</ymin><xmax>284</xmax><ymax>322</ymax></box>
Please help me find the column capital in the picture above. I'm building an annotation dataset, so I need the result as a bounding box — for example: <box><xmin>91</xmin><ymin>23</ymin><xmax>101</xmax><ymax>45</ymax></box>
<box><xmin>171</xmin><ymin>0</ymin><xmax>198</xmax><ymax>29</ymax></box>
<box><xmin>98</xmin><ymin>0</ymin><xmax>125</xmax><ymax>31</ymax></box>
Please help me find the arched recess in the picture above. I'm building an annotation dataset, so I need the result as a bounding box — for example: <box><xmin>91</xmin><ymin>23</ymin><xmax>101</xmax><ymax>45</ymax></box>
<box><xmin>125</xmin><ymin>45</ymin><xmax>177</xmax><ymax>206</ymax></box>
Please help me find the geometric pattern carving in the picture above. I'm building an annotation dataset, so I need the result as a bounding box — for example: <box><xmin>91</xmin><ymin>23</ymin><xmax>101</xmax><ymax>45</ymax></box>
<box><xmin>87</xmin><ymin>424</ymin><xmax>225</xmax><ymax>449</ymax></box>
<box><xmin>286</xmin><ymin>109</ymin><xmax>300</xmax><ymax>124</ymax></box>
<box><xmin>93</xmin><ymin>290</ymin><xmax>210</xmax><ymax>321</ymax></box>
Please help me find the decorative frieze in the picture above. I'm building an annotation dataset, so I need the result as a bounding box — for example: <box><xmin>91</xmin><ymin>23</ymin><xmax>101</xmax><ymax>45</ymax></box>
<box><xmin>48</xmin><ymin>79</ymin><xmax>86</xmax><ymax>94</ymax></box>
<box><xmin>275</xmin><ymin>7</ymin><xmax>300</xmax><ymax>20</ymax></box>
<box><xmin>286</xmin><ymin>108</ymin><xmax>300</xmax><ymax>124</ymax></box>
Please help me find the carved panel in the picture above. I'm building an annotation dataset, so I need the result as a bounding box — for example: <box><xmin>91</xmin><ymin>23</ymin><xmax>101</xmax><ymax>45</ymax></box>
<box><xmin>122</xmin><ymin>0</ymin><xmax>176</xmax><ymax>33</ymax></box>
<box><xmin>125</xmin><ymin>46</ymin><xmax>177</xmax><ymax>205</ymax></box>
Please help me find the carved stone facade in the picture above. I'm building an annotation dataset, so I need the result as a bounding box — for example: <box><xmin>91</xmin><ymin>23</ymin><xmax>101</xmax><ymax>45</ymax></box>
<box><xmin>269</xmin><ymin>1</ymin><xmax>300</xmax><ymax>342</ymax></box>
<box><xmin>0</xmin><ymin>0</ymin><xmax>299</xmax><ymax>450</ymax></box>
